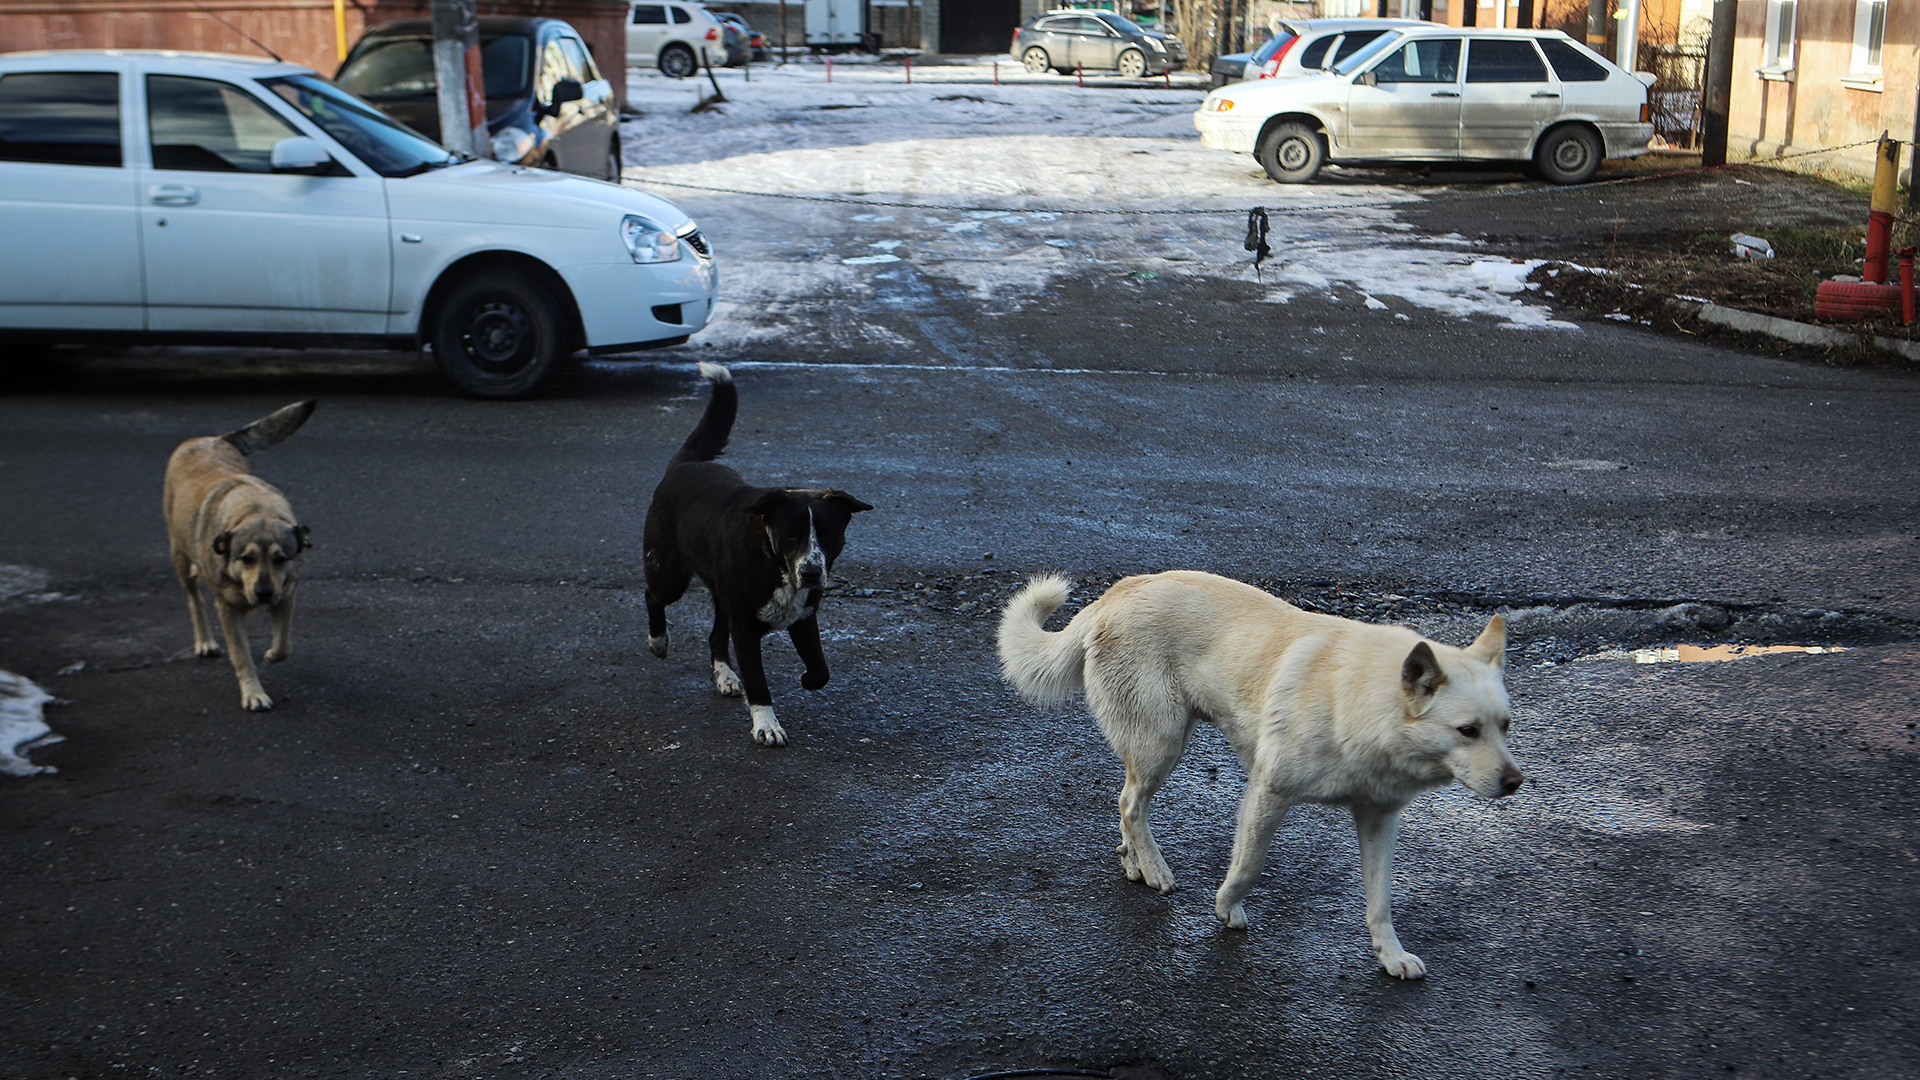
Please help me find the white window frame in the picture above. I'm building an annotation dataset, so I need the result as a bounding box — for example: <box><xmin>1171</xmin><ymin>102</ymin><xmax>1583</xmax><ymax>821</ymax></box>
<box><xmin>1759</xmin><ymin>0</ymin><xmax>1796</xmax><ymax>81</ymax></box>
<box><xmin>1842</xmin><ymin>0</ymin><xmax>1887</xmax><ymax>91</ymax></box>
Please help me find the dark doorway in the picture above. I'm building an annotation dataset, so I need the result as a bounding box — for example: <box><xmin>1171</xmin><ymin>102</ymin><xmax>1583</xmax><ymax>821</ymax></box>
<box><xmin>940</xmin><ymin>0</ymin><xmax>1022</xmax><ymax>53</ymax></box>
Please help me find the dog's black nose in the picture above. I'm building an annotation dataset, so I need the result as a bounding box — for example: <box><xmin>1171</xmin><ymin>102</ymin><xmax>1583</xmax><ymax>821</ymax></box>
<box><xmin>1499</xmin><ymin>768</ymin><xmax>1524</xmax><ymax>797</ymax></box>
<box><xmin>255</xmin><ymin>587</ymin><xmax>275</xmax><ymax>602</ymax></box>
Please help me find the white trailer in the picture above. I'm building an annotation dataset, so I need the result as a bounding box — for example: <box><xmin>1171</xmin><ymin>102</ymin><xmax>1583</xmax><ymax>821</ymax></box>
<box><xmin>805</xmin><ymin>0</ymin><xmax>866</xmax><ymax>47</ymax></box>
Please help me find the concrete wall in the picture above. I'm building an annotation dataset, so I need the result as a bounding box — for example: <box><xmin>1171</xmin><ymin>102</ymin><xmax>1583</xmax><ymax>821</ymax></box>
<box><xmin>1730</xmin><ymin>0</ymin><xmax>1918</xmax><ymax>183</ymax></box>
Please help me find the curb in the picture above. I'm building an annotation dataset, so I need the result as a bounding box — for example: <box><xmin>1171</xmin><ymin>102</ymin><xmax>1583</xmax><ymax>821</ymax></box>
<box><xmin>1676</xmin><ymin>301</ymin><xmax>1920</xmax><ymax>362</ymax></box>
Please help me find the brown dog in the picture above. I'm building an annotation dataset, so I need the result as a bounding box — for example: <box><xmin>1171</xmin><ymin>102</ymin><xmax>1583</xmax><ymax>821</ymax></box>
<box><xmin>163</xmin><ymin>402</ymin><xmax>316</xmax><ymax>711</ymax></box>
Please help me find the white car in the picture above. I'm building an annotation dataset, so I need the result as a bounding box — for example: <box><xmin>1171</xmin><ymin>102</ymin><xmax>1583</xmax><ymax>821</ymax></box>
<box><xmin>1195</xmin><ymin>26</ymin><xmax>1654</xmax><ymax>186</ymax></box>
<box><xmin>0</xmin><ymin>50</ymin><xmax>716</xmax><ymax>398</ymax></box>
<box><xmin>627</xmin><ymin>1</ymin><xmax>727</xmax><ymax>78</ymax></box>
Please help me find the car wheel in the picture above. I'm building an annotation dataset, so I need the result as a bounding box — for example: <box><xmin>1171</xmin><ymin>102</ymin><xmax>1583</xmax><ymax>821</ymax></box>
<box><xmin>1256</xmin><ymin>121</ymin><xmax>1325</xmax><ymax>184</ymax></box>
<box><xmin>430</xmin><ymin>269</ymin><xmax>569</xmax><ymax>400</ymax></box>
<box><xmin>660</xmin><ymin>43</ymin><xmax>698</xmax><ymax>79</ymax></box>
<box><xmin>1535</xmin><ymin>125</ymin><xmax>1602</xmax><ymax>185</ymax></box>
<box><xmin>1022</xmin><ymin>47</ymin><xmax>1052</xmax><ymax>74</ymax></box>
<box><xmin>1117</xmin><ymin>49</ymin><xmax>1146</xmax><ymax>78</ymax></box>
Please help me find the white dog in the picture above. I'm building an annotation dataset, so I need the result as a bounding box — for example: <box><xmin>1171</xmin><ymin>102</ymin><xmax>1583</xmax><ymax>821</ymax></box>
<box><xmin>998</xmin><ymin>570</ymin><xmax>1523</xmax><ymax>979</ymax></box>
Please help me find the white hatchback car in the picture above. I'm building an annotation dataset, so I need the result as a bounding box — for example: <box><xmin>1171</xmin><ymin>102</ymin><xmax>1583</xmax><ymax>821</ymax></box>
<box><xmin>626</xmin><ymin>1</ymin><xmax>727</xmax><ymax>78</ymax></box>
<box><xmin>0</xmin><ymin>50</ymin><xmax>716</xmax><ymax>398</ymax></box>
<box><xmin>1195</xmin><ymin>26</ymin><xmax>1654</xmax><ymax>186</ymax></box>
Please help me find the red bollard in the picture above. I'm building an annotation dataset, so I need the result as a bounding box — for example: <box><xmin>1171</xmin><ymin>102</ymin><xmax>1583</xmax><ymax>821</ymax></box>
<box><xmin>905</xmin><ymin>55</ymin><xmax>911</xmax><ymax>84</ymax></box>
<box><xmin>1164</xmin><ymin>69</ymin><xmax>1170</xmax><ymax>89</ymax></box>
<box><xmin>993</xmin><ymin>60</ymin><xmax>999</xmax><ymax>86</ymax></box>
<box><xmin>1865</xmin><ymin>209</ymin><xmax>1893</xmax><ymax>283</ymax></box>
<box><xmin>1076</xmin><ymin>61</ymin><xmax>1083</xmax><ymax>87</ymax></box>
<box><xmin>1902</xmin><ymin>247</ymin><xmax>1917</xmax><ymax>326</ymax></box>
<box><xmin>826</xmin><ymin>55</ymin><xmax>832</xmax><ymax>83</ymax></box>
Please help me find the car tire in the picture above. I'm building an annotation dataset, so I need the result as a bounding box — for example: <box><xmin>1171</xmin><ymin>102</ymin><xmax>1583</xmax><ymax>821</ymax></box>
<box><xmin>1535</xmin><ymin>125</ymin><xmax>1602</xmax><ymax>185</ymax></box>
<box><xmin>1256</xmin><ymin>121</ymin><xmax>1325</xmax><ymax>184</ymax></box>
<box><xmin>1117</xmin><ymin>49</ymin><xmax>1146</xmax><ymax>78</ymax></box>
<box><xmin>430</xmin><ymin>269</ymin><xmax>570</xmax><ymax>400</ymax></box>
<box><xmin>1022</xmin><ymin>47</ymin><xmax>1052</xmax><ymax>74</ymax></box>
<box><xmin>660</xmin><ymin>43</ymin><xmax>698</xmax><ymax>79</ymax></box>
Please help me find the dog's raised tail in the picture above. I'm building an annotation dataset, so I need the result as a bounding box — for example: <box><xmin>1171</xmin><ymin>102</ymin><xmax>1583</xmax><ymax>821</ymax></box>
<box><xmin>671</xmin><ymin>362</ymin><xmax>737</xmax><ymax>465</ymax></box>
<box><xmin>222</xmin><ymin>400</ymin><xmax>316</xmax><ymax>456</ymax></box>
<box><xmin>998</xmin><ymin>574</ymin><xmax>1090</xmax><ymax>707</ymax></box>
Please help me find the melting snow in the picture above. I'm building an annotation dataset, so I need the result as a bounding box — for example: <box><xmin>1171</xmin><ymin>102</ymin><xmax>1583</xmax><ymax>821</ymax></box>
<box><xmin>1</xmin><ymin>670</ymin><xmax>63</xmax><ymax>777</ymax></box>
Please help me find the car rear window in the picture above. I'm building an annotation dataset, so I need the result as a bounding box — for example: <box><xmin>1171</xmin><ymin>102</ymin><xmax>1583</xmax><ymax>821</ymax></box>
<box><xmin>1538</xmin><ymin>38</ymin><xmax>1611</xmax><ymax>81</ymax></box>
<box><xmin>0</xmin><ymin>71</ymin><xmax>121</xmax><ymax>167</ymax></box>
<box><xmin>1465</xmin><ymin>39</ymin><xmax>1548</xmax><ymax>82</ymax></box>
<box><xmin>631</xmin><ymin>4</ymin><xmax>667</xmax><ymax>23</ymax></box>
<box><xmin>1251</xmin><ymin>32</ymin><xmax>1296</xmax><ymax>63</ymax></box>
<box><xmin>1333</xmin><ymin>29</ymin><xmax>1389</xmax><ymax>62</ymax></box>
<box><xmin>1296</xmin><ymin>34</ymin><xmax>1335</xmax><ymax>68</ymax></box>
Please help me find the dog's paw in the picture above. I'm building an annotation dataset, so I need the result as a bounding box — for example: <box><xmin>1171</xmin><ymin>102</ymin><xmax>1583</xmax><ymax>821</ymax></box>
<box><xmin>1376</xmin><ymin>949</ymin><xmax>1426</xmax><ymax>980</ymax></box>
<box><xmin>749</xmin><ymin>705</ymin><xmax>786</xmax><ymax>747</ymax></box>
<box><xmin>800</xmin><ymin>668</ymin><xmax>829</xmax><ymax>691</ymax></box>
<box><xmin>1215</xmin><ymin>897</ymin><xmax>1248</xmax><ymax>931</ymax></box>
<box><xmin>712</xmin><ymin>661</ymin><xmax>744</xmax><ymax>697</ymax></box>
<box><xmin>264</xmin><ymin>646</ymin><xmax>290</xmax><ymax>664</ymax></box>
<box><xmin>648</xmin><ymin>635</ymin><xmax>669</xmax><ymax>660</ymax></box>
<box><xmin>194</xmin><ymin>641</ymin><xmax>222</xmax><ymax>658</ymax></box>
<box><xmin>241</xmin><ymin>689</ymin><xmax>274</xmax><ymax>712</ymax></box>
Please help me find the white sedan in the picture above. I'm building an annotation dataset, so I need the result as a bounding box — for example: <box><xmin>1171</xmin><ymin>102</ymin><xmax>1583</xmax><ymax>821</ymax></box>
<box><xmin>1195</xmin><ymin>26</ymin><xmax>1654</xmax><ymax>186</ymax></box>
<box><xmin>0</xmin><ymin>50</ymin><xmax>717</xmax><ymax>398</ymax></box>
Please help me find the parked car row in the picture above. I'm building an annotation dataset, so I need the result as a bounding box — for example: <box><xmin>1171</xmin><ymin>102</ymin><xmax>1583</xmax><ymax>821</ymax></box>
<box><xmin>0</xmin><ymin>49</ymin><xmax>715</xmax><ymax>398</ymax></box>
<box><xmin>1195</xmin><ymin>25</ymin><xmax>1654</xmax><ymax>186</ymax></box>
<box><xmin>1209</xmin><ymin>18</ymin><xmax>1419</xmax><ymax>87</ymax></box>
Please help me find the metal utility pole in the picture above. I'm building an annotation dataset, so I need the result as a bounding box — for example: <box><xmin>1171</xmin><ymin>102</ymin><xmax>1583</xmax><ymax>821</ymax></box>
<box><xmin>431</xmin><ymin>0</ymin><xmax>488</xmax><ymax>158</ymax></box>
<box><xmin>1615</xmin><ymin>0</ymin><xmax>1639</xmax><ymax>70</ymax></box>
<box><xmin>1701</xmin><ymin>0</ymin><xmax>1735</xmax><ymax>166</ymax></box>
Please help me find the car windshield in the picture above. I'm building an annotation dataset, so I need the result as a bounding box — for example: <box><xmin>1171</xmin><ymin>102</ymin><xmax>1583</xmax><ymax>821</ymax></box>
<box><xmin>1095</xmin><ymin>12</ymin><xmax>1147</xmax><ymax>35</ymax></box>
<box><xmin>262</xmin><ymin>73</ymin><xmax>455</xmax><ymax>177</ymax></box>
<box><xmin>1251</xmin><ymin>31</ymin><xmax>1296</xmax><ymax>62</ymax></box>
<box><xmin>336</xmin><ymin>34</ymin><xmax>533</xmax><ymax>100</ymax></box>
<box><xmin>1330</xmin><ymin>30</ymin><xmax>1403</xmax><ymax>75</ymax></box>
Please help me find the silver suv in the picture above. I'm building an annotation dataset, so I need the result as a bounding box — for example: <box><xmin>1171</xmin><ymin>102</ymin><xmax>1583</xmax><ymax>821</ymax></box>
<box><xmin>1012</xmin><ymin>10</ymin><xmax>1186</xmax><ymax>78</ymax></box>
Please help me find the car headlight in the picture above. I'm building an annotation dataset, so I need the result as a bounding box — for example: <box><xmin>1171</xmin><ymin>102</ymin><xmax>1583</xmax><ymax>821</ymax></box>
<box><xmin>1209</xmin><ymin>97</ymin><xmax>1236</xmax><ymax>112</ymax></box>
<box><xmin>1147</xmin><ymin>37</ymin><xmax>1165</xmax><ymax>51</ymax></box>
<box><xmin>491</xmin><ymin>126</ymin><xmax>536</xmax><ymax>163</ymax></box>
<box><xmin>622</xmin><ymin>215</ymin><xmax>682</xmax><ymax>264</ymax></box>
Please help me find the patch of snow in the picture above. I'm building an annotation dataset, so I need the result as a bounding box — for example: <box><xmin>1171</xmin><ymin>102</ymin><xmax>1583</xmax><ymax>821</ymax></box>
<box><xmin>1</xmin><ymin>670</ymin><xmax>62</xmax><ymax>777</ymax></box>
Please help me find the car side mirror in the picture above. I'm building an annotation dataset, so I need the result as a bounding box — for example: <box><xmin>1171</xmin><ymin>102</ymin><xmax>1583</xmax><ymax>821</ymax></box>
<box><xmin>269</xmin><ymin>136</ymin><xmax>332</xmax><ymax>172</ymax></box>
<box><xmin>541</xmin><ymin>78</ymin><xmax>584</xmax><ymax>116</ymax></box>
<box><xmin>1356</xmin><ymin>70</ymin><xmax>1377</xmax><ymax>87</ymax></box>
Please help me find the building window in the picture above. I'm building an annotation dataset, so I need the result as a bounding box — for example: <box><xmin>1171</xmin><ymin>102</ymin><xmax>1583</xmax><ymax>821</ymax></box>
<box><xmin>1844</xmin><ymin>0</ymin><xmax>1887</xmax><ymax>90</ymax></box>
<box><xmin>1760</xmin><ymin>0</ymin><xmax>1795</xmax><ymax>80</ymax></box>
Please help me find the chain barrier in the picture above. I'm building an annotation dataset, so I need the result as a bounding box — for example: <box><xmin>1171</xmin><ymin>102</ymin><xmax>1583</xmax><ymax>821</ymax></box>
<box><xmin>616</xmin><ymin>138</ymin><xmax>1890</xmax><ymax>222</ymax></box>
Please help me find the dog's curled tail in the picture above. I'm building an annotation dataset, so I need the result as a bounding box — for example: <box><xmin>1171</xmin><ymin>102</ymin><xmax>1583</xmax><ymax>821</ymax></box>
<box><xmin>671</xmin><ymin>363</ymin><xmax>737</xmax><ymax>465</ymax></box>
<box><xmin>998</xmin><ymin>574</ymin><xmax>1089</xmax><ymax>707</ymax></box>
<box><xmin>222</xmin><ymin>400</ymin><xmax>316</xmax><ymax>456</ymax></box>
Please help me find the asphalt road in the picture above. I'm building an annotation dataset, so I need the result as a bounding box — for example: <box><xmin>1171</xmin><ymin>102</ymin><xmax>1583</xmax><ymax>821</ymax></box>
<box><xmin>5</xmin><ymin>180</ymin><xmax>1919</xmax><ymax>1079</ymax></box>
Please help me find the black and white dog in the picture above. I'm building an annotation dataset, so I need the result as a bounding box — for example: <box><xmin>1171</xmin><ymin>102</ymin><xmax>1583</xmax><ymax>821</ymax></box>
<box><xmin>643</xmin><ymin>362</ymin><xmax>873</xmax><ymax>746</ymax></box>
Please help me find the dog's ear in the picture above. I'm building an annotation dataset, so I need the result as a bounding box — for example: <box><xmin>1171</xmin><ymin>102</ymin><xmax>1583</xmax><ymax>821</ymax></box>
<box><xmin>1465</xmin><ymin>613</ymin><xmax>1506</xmax><ymax>669</ymax></box>
<box><xmin>294</xmin><ymin>524</ymin><xmax>312</xmax><ymax>553</ymax></box>
<box><xmin>825</xmin><ymin>490</ymin><xmax>873</xmax><ymax>514</ymax></box>
<box><xmin>211</xmin><ymin>531</ymin><xmax>232</xmax><ymax>558</ymax></box>
<box><xmin>1401</xmin><ymin>641</ymin><xmax>1448</xmax><ymax>718</ymax></box>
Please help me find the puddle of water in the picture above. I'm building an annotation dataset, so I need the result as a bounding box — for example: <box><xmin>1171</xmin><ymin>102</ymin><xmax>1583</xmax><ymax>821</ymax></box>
<box><xmin>1582</xmin><ymin>644</ymin><xmax>1847</xmax><ymax>665</ymax></box>
<box><xmin>1</xmin><ymin>670</ymin><xmax>63</xmax><ymax>777</ymax></box>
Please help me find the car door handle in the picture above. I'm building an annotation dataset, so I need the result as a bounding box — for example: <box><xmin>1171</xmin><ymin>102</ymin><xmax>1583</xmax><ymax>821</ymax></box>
<box><xmin>1531</xmin><ymin>91</ymin><xmax>1561</xmax><ymax>98</ymax></box>
<box><xmin>1431</xmin><ymin>90</ymin><xmax>1460</xmax><ymax>98</ymax></box>
<box><xmin>148</xmin><ymin>184</ymin><xmax>199</xmax><ymax>206</ymax></box>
